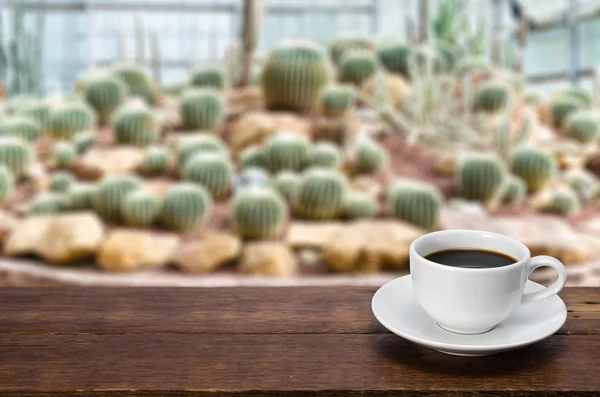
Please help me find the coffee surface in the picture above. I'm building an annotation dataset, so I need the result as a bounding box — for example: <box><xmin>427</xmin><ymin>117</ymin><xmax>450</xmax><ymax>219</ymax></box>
<box><xmin>424</xmin><ymin>249</ymin><xmax>516</xmax><ymax>269</ymax></box>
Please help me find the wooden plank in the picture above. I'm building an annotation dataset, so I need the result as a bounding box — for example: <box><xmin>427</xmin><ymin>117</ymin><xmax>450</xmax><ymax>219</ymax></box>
<box><xmin>0</xmin><ymin>334</ymin><xmax>599</xmax><ymax>395</ymax></box>
<box><xmin>1</xmin><ymin>288</ymin><xmax>598</xmax><ymax>336</ymax></box>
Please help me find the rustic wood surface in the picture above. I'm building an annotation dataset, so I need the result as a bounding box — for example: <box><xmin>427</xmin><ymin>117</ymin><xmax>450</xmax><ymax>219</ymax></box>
<box><xmin>1</xmin><ymin>287</ymin><xmax>599</xmax><ymax>396</ymax></box>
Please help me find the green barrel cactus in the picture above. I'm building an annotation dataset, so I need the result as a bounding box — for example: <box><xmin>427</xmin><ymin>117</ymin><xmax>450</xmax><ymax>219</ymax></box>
<box><xmin>541</xmin><ymin>187</ymin><xmax>580</xmax><ymax>216</ymax></box>
<box><xmin>53</xmin><ymin>141</ymin><xmax>77</xmax><ymax>169</ymax></box>
<box><xmin>511</xmin><ymin>147</ymin><xmax>558</xmax><ymax>192</ymax></box>
<box><xmin>239</xmin><ymin>145</ymin><xmax>266</xmax><ymax>170</ymax></box>
<box><xmin>309</xmin><ymin>142</ymin><xmax>342</xmax><ymax>169</ymax></box>
<box><xmin>342</xmin><ymin>190</ymin><xmax>377</xmax><ymax>219</ymax></box>
<box><xmin>73</xmin><ymin>131</ymin><xmax>97</xmax><ymax>154</ymax></box>
<box><xmin>28</xmin><ymin>193</ymin><xmax>63</xmax><ymax>215</ymax></box>
<box><xmin>328</xmin><ymin>36</ymin><xmax>376</xmax><ymax>66</ymax></box>
<box><xmin>557</xmin><ymin>87</ymin><xmax>594</xmax><ymax>109</ymax></box>
<box><xmin>180</xmin><ymin>88</ymin><xmax>226</xmax><ymax>132</ymax></box>
<box><xmin>113</xmin><ymin>64</ymin><xmax>158</xmax><ymax>105</ymax></box>
<box><xmin>182</xmin><ymin>152</ymin><xmax>233</xmax><ymax>199</ymax></box>
<box><xmin>353</xmin><ymin>137</ymin><xmax>387</xmax><ymax>174</ymax></box>
<box><xmin>232</xmin><ymin>187</ymin><xmax>288</xmax><ymax>240</ymax></box>
<box><xmin>295</xmin><ymin>168</ymin><xmax>348</xmax><ymax>220</ymax></box>
<box><xmin>0</xmin><ymin>165</ymin><xmax>14</xmax><ymax>204</ymax></box>
<box><xmin>458</xmin><ymin>154</ymin><xmax>507</xmax><ymax>205</ymax></box>
<box><xmin>338</xmin><ymin>50</ymin><xmax>378</xmax><ymax>87</ymax></box>
<box><xmin>65</xmin><ymin>183</ymin><xmax>97</xmax><ymax>211</ymax></box>
<box><xmin>387</xmin><ymin>179</ymin><xmax>442</xmax><ymax>229</ymax></box>
<box><xmin>502</xmin><ymin>175</ymin><xmax>527</xmax><ymax>206</ymax></box>
<box><xmin>474</xmin><ymin>81</ymin><xmax>511</xmax><ymax>113</ymax></box>
<box><xmin>550</xmin><ymin>97</ymin><xmax>581</xmax><ymax>128</ymax></box>
<box><xmin>160</xmin><ymin>183</ymin><xmax>213</xmax><ymax>231</ymax></box>
<box><xmin>190</xmin><ymin>67</ymin><xmax>227</xmax><ymax>90</ymax></box>
<box><xmin>564</xmin><ymin>169</ymin><xmax>597</xmax><ymax>201</ymax></box>
<box><xmin>261</xmin><ymin>40</ymin><xmax>333</xmax><ymax>112</ymax></box>
<box><xmin>319</xmin><ymin>84</ymin><xmax>354</xmax><ymax>117</ymax></box>
<box><xmin>0</xmin><ymin>136</ymin><xmax>33</xmax><ymax>177</ymax></box>
<box><xmin>49</xmin><ymin>171</ymin><xmax>75</xmax><ymax>193</ymax></box>
<box><xmin>564</xmin><ymin>111</ymin><xmax>600</xmax><ymax>144</ymax></box>
<box><xmin>377</xmin><ymin>39</ymin><xmax>411</xmax><ymax>77</ymax></box>
<box><xmin>144</xmin><ymin>146</ymin><xmax>171</xmax><ymax>174</ymax></box>
<box><xmin>113</xmin><ymin>106</ymin><xmax>159</xmax><ymax>147</ymax></box>
<box><xmin>455</xmin><ymin>56</ymin><xmax>493</xmax><ymax>77</ymax></box>
<box><xmin>121</xmin><ymin>190</ymin><xmax>161</xmax><ymax>228</ymax></box>
<box><xmin>0</xmin><ymin>116</ymin><xmax>42</xmax><ymax>142</ymax></box>
<box><xmin>49</xmin><ymin>102</ymin><xmax>97</xmax><ymax>140</ymax></box>
<box><xmin>273</xmin><ymin>171</ymin><xmax>300</xmax><ymax>202</ymax></box>
<box><xmin>264</xmin><ymin>133</ymin><xmax>311</xmax><ymax>173</ymax></box>
<box><xmin>524</xmin><ymin>92</ymin><xmax>542</xmax><ymax>105</ymax></box>
<box><xmin>15</xmin><ymin>102</ymin><xmax>51</xmax><ymax>132</ymax></box>
<box><xmin>177</xmin><ymin>135</ymin><xmax>228</xmax><ymax>167</ymax></box>
<box><xmin>83</xmin><ymin>73</ymin><xmax>127</xmax><ymax>124</ymax></box>
<box><xmin>92</xmin><ymin>175</ymin><xmax>143</xmax><ymax>223</ymax></box>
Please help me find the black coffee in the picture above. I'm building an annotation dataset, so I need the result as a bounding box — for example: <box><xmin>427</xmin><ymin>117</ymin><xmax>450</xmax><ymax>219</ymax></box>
<box><xmin>424</xmin><ymin>249</ymin><xmax>516</xmax><ymax>269</ymax></box>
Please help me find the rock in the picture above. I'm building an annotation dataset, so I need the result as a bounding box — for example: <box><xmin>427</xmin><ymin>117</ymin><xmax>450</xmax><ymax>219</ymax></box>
<box><xmin>239</xmin><ymin>242</ymin><xmax>298</xmax><ymax>276</ymax></box>
<box><xmin>23</xmin><ymin>163</ymin><xmax>50</xmax><ymax>193</ymax></box>
<box><xmin>0</xmin><ymin>210</ymin><xmax>18</xmax><ymax>243</ymax></box>
<box><xmin>286</xmin><ymin>222</ymin><xmax>342</xmax><ymax>249</ymax></box>
<box><xmin>229</xmin><ymin>111</ymin><xmax>311</xmax><ymax>154</ymax></box>
<box><xmin>323</xmin><ymin>220</ymin><xmax>424</xmax><ymax>273</ymax></box>
<box><xmin>74</xmin><ymin>147</ymin><xmax>145</xmax><ymax>179</ymax></box>
<box><xmin>144</xmin><ymin>179</ymin><xmax>173</xmax><ymax>197</ymax></box>
<box><xmin>98</xmin><ymin>229</ymin><xmax>180</xmax><ymax>272</ymax></box>
<box><xmin>4</xmin><ymin>213</ymin><xmax>104</xmax><ymax>263</ymax></box>
<box><xmin>311</xmin><ymin>117</ymin><xmax>346</xmax><ymax>144</ymax></box>
<box><xmin>173</xmin><ymin>232</ymin><xmax>241</xmax><ymax>273</ymax></box>
<box><xmin>227</xmin><ymin>86</ymin><xmax>263</xmax><ymax>117</ymax></box>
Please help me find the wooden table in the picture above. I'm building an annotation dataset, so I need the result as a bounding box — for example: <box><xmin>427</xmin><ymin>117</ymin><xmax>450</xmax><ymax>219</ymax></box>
<box><xmin>1</xmin><ymin>287</ymin><xmax>599</xmax><ymax>396</ymax></box>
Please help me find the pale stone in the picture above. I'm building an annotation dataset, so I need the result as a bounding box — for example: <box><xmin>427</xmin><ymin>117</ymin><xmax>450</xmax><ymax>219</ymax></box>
<box><xmin>173</xmin><ymin>232</ymin><xmax>242</xmax><ymax>273</ymax></box>
<box><xmin>0</xmin><ymin>210</ymin><xmax>18</xmax><ymax>243</ymax></box>
<box><xmin>98</xmin><ymin>229</ymin><xmax>180</xmax><ymax>272</ymax></box>
<box><xmin>323</xmin><ymin>220</ymin><xmax>424</xmax><ymax>273</ymax></box>
<box><xmin>286</xmin><ymin>222</ymin><xmax>343</xmax><ymax>249</ymax></box>
<box><xmin>3</xmin><ymin>216</ymin><xmax>51</xmax><ymax>257</ymax></box>
<box><xmin>74</xmin><ymin>147</ymin><xmax>145</xmax><ymax>179</ymax></box>
<box><xmin>24</xmin><ymin>163</ymin><xmax>49</xmax><ymax>193</ymax></box>
<box><xmin>227</xmin><ymin>86</ymin><xmax>263</xmax><ymax>117</ymax></box>
<box><xmin>239</xmin><ymin>242</ymin><xmax>298</xmax><ymax>276</ymax></box>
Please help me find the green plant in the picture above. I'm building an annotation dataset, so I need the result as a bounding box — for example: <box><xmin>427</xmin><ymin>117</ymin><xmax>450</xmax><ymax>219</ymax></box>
<box><xmin>338</xmin><ymin>50</ymin><xmax>378</xmax><ymax>87</ymax></box>
<box><xmin>309</xmin><ymin>142</ymin><xmax>342</xmax><ymax>169</ymax></box>
<box><xmin>564</xmin><ymin>169</ymin><xmax>597</xmax><ymax>201</ymax></box>
<box><xmin>121</xmin><ymin>190</ymin><xmax>161</xmax><ymax>228</ymax></box>
<box><xmin>541</xmin><ymin>187</ymin><xmax>580</xmax><ymax>216</ymax></box>
<box><xmin>557</xmin><ymin>87</ymin><xmax>594</xmax><ymax>109</ymax></box>
<box><xmin>319</xmin><ymin>85</ymin><xmax>354</xmax><ymax>117</ymax></box>
<box><xmin>180</xmin><ymin>88</ymin><xmax>226</xmax><ymax>132</ymax></box>
<box><xmin>328</xmin><ymin>37</ymin><xmax>376</xmax><ymax>66</ymax></box>
<box><xmin>0</xmin><ymin>116</ymin><xmax>41</xmax><ymax>142</ymax></box>
<box><xmin>232</xmin><ymin>186</ymin><xmax>288</xmax><ymax>240</ymax></box>
<box><xmin>474</xmin><ymin>81</ymin><xmax>511</xmax><ymax>113</ymax></box>
<box><xmin>264</xmin><ymin>133</ymin><xmax>310</xmax><ymax>173</ymax></box>
<box><xmin>144</xmin><ymin>146</ymin><xmax>170</xmax><ymax>174</ymax></box>
<box><xmin>454</xmin><ymin>56</ymin><xmax>492</xmax><ymax>77</ymax></box>
<box><xmin>457</xmin><ymin>153</ymin><xmax>506</xmax><ymax>206</ymax></box>
<box><xmin>49</xmin><ymin>171</ymin><xmax>75</xmax><ymax>193</ymax></box>
<box><xmin>550</xmin><ymin>97</ymin><xmax>581</xmax><ymax>128</ymax></box>
<box><xmin>387</xmin><ymin>179</ymin><xmax>442</xmax><ymax>229</ymax></box>
<box><xmin>113</xmin><ymin>106</ymin><xmax>159</xmax><ymax>147</ymax></box>
<box><xmin>341</xmin><ymin>190</ymin><xmax>377</xmax><ymax>219</ymax></box>
<box><xmin>502</xmin><ymin>175</ymin><xmax>526</xmax><ymax>206</ymax></box>
<box><xmin>73</xmin><ymin>131</ymin><xmax>97</xmax><ymax>154</ymax></box>
<box><xmin>14</xmin><ymin>101</ymin><xmax>51</xmax><ymax>132</ymax></box>
<box><xmin>239</xmin><ymin>145</ymin><xmax>266</xmax><ymax>169</ymax></box>
<box><xmin>261</xmin><ymin>40</ymin><xmax>332</xmax><ymax>112</ymax></box>
<box><xmin>376</xmin><ymin>39</ymin><xmax>411</xmax><ymax>77</ymax></box>
<box><xmin>65</xmin><ymin>183</ymin><xmax>96</xmax><ymax>211</ymax></box>
<box><xmin>295</xmin><ymin>168</ymin><xmax>348</xmax><ymax>220</ymax></box>
<box><xmin>511</xmin><ymin>147</ymin><xmax>557</xmax><ymax>192</ymax></box>
<box><xmin>113</xmin><ymin>64</ymin><xmax>158</xmax><ymax>105</ymax></box>
<box><xmin>182</xmin><ymin>152</ymin><xmax>233</xmax><ymax>199</ymax></box>
<box><xmin>190</xmin><ymin>67</ymin><xmax>227</xmax><ymax>90</ymax></box>
<box><xmin>53</xmin><ymin>141</ymin><xmax>77</xmax><ymax>169</ymax></box>
<box><xmin>92</xmin><ymin>174</ymin><xmax>143</xmax><ymax>223</ymax></box>
<box><xmin>49</xmin><ymin>102</ymin><xmax>97</xmax><ymax>140</ymax></box>
<box><xmin>177</xmin><ymin>135</ymin><xmax>228</xmax><ymax>167</ymax></box>
<box><xmin>28</xmin><ymin>193</ymin><xmax>63</xmax><ymax>215</ymax></box>
<box><xmin>273</xmin><ymin>171</ymin><xmax>300</xmax><ymax>202</ymax></box>
<box><xmin>83</xmin><ymin>72</ymin><xmax>127</xmax><ymax>125</ymax></box>
<box><xmin>564</xmin><ymin>111</ymin><xmax>600</xmax><ymax>144</ymax></box>
<box><xmin>0</xmin><ymin>136</ymin><xmax>32</xmax><ymax>177</ymax></box>
<box><xmin>160</xmin><ymin>183</ymin><xmax>213</xmax><ymax>231</ymax></box>
<box><xmin>0</xmin><ymin>165</ymin><xmax>14</xmax><ymax>204</ymax></box>
<box><xmin>524</xmin><ymin>92</ymin><xmax>542</xmax><ymax>105</ymax></box>
<box><xmin>352</xmin><ymin>137</ymin><xmax>387</xmax><ymax>174</ymax></box>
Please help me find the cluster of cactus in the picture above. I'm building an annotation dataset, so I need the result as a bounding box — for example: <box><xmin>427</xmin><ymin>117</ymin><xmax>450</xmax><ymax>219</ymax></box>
<box><xmin>83</xmin><ymin>72</ymin><xmax>126</xmax><ymax>124</ymax></box>
<box><xmin>121</xmin><ymin>190</ymin><xmax>161</xmax><ymax>228</ymax></box>
<box><xmin>239</xmin><ymin>145</ymin><xmax>266</xmax><ymax>170</ymax></box>
<box><xmin>0</xmin><ymin>116</ymin><xmax>42</xmax><ymax>142</ymax></box>
<box><xmin>458</xmin><ymin>154</ymin><xmax>507</xmax><ymax>206</ymax></box>
<box><xmin>273</xmin><ymin>171</ymin><xmax>300</xmax><ymax>202</ymax></box>
<box><xmin>53</xmin><ymin>142</ymin><xmax>77</xmax><ymax>169</ymax></box>
<box><xmin>180</xmin><ymin>88</ymin><xmax>226</xmax><ymax>132</ymax></box>
<box><xmin>113</xmin><ymin>106</ymin><xmax>159</xmax><ymax>147</ymax></box>
<box><xmin>232</xmin><ymin>187</ymin><xmax>288</xmax><ymax>239</ymax></box>
<box><xmin>342</xmin><ymin>190</ymin><xmax>377</xmax><ymax>219</ymax></box>
<box><xmin>309</xmin><ymin>142</ymin><xmax>342</xmax><ymax>169</ymax></box>
<box><xmin>319</xmin><ymin>85</ymin><xmax>354</xmax><ymax>117</ymax></box>
<box><xmin>0</xmin><ymin>136</ymin><xmax>33</xmax><ymax>177</ymax></box>
<box><xmin>0</xmin><ymin>165</ymin><xmax>14</xmax><ymax>204</ymax></box>
<box><xmin>549</xmin><ymin>97</ymin><xmax>581</xmax><ymax>128</ymax></box>
<box><xmin>387</xmin><ymin>179</ymin><xmax>442</xmax><ymax>229</ymax></box>
<box><xmin>65</xmin><ymin>183</ymin><xmax>96</xmax><ymax>211</ymax></box>
<box><xmin>474</xmin><ymin>81</ymin><xmax>511</xmax><ymax>113</ymax></box>
<box><xmin>294</xmin><ymin>168</ymin><xmax>348</xmax><ymax>220</ymax></box>
<box><xmin>564</xmin><ymin>169</ymin><xmax>597</xmax><ymax>202</ymax></box>
<box><xmin>261</xmin><ymin>40</ymin><xmax>332</xmax><ymax>112</ymax></box>
<box><xmin>28</xmin><ymin>193</ymin><xmax>63</xmax><ymax>215</ymax></box>
<box><xmin>92</xmin><ymin>175</ymin><xmax>144</xmax><ymax>223</ymax></box>
<box><xmin>73</xmin><ymin>131</ymin><xmax>97</xmax><ymax>154</ymax></box>
<box><xmin>541</xmin><ymin>187</ymin><xmax>580</xmax><ymax>216</ymax></box>
<box><xmin>264</xmin><ymin>133</ymin><xmax>311</xmax><ymax>173</ymax></box>
<box><xmin>502</xmin><ymin>175</ymin><xmax>526</xmax><ymax>206</ymax></box>
<box><xmin>113</xmin><ymin>64</ymin><xmax>158</xmax><ymax>105</ymax></box>
<box><xmin>144</xmin><ymin>146</ymin><xmax>171</xmax><ymax>174</ymax></box>
<box><xmin>510</xmin><ymin>147</ymin><xmax>557</xmax><ymax>192</ymax></box>
<box><xmin>376</xmin><ymin>39</ymin><xmax>411</xmax><ymax>77</ymax></box>
<box><xmin>182</xmin><ymin>152</ymin><xmax>233</xmax><ymax>199</ymax></box>
<box><xmin>189</xmin><ymin>67</ymin><xmax>227</xmax><ymax>90</ymax></box>
<box><xmin>177</xmin><ymin>135</ymin><xmax>228</xmax><ymax>167</ymax></box>
<box><xmin>328</xmin><ymin>36</ymin><xmax>376</xmax><ymax>66</ymax></box>
<box><xmin>49</xmin><ymin>102</ymin><xmax>97</xmax><ymax>140</ymax></box>
<box><xmin>49</xmin><ymin>171</ymin><xmax>75</xmax><ymax>193</ymax></box>
<box><xmin>160</xmin><ymin>183</ymin><xmax>212</xmax><ymax>231</ymax></box>
<box><xmin>352</xmin><ymin>137</ymin><xmax>387</xmax><ymax>174</ymax></box>
<box><xmin>14</xmin><ymin>101</ymin><xmax>51</xmax><ymax>132</ymax></box>
<box><xmin>338</xmin><ymin>50</ymin><xmax>378</xmax><ymax>87</ymax></box>
<box><xmin>564</xmin><ymin>111</ymin><xmax>600</xmax><ymax>144</ymax></box>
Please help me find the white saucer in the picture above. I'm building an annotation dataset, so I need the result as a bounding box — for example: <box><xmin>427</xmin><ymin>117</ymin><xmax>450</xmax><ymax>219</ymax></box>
<box><xmin>371</xmin><ymin>275</ymin><xmax>567</xmax><ymax>356</ymax></box>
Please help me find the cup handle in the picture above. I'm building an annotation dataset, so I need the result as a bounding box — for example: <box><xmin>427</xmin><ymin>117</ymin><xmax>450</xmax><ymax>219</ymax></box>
<box><xmin>522</xmin><ymin>255</ymin><xmax>567</xmax><ymax>303</ymax></box>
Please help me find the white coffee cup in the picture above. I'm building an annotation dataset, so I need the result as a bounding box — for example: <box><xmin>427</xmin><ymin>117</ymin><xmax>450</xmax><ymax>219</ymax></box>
<box><xmin>409</xmin><ymin>230</ymin><xmax>567</xmax><ymax>335</ymax></box>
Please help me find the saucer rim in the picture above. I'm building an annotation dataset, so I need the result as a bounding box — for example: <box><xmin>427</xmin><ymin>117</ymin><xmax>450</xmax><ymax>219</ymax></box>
<box><xmin>371</xmin><ymin>275</ymin><xmax>568</xmax><ymax>353</ymax></box>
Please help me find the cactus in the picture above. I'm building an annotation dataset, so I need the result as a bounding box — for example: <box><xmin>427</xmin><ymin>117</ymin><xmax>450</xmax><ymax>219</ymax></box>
<box><xmin>113</xmin><ymin>106</ymin><xmax>159</xmax><ymax>147</ymax></box>
<box><xmin>511</xmin><ymin>147</ymin><xmax>557</xmax><ymax>192</ymax></box>
<box><xmin>0</xmin><ymin>165</ymin><xmax>14</xmax><ymax>204</ymax></box>
<box><xmin>113</xmin><ymin>64</ymin><xmax>158</xmax><ymax>105</ymax></box>
<box><xmin>377</xmin><ymin>39</ymin><xmax>411</xmax><ymax>77</ymax></box>
<box><xmin>83</xmin><ymin>72</ymin><xmax>127</xmax><ymax>124</ymax></box>
<box><xmin>458</xmin><ymin>154</ymin><xmax>507</xmax><ymax>206</ymax></box>
<box><xmin>261</xmin><ymin>40</ymin><xmax>332</xmax><ymax>112</ymax></box>
<box><xmin>564</xmin><ymin>111</ymin><xmax>600</xmax><ymax>144</ymax></box>
<box><xmin>353</xmin><ymin>137</ymin><xmax>387</xmax><ymax>174</ymax></box>
<box><xmin>541</xmin><ymin>187</ymin><xmax>580</xmax><ymax>216</ymax></box>
<box><xmin>144</xmin><ymin>146</ymin><xmax>170</xmax><ymax>174</ymax></box>
<box><xmin>49</xmin><ymin>171</ymin><xmax>75</xmax><ymax>193</ymax></box>
<box><xmin>550</xmin><ymin>97</ymin><xmax>580</xmax><ymax>128</ymax></box>
<box><xmin>0</xmin><ymin>116</ymin><xmax>41</xmax><ymax>142</ymax></box>
<box><xmin>319</xmin><ymin>84</ymin><xmax>354</xmax><ymax>117</ymax></box>
<box><xmin>328</xmin><ymin>36</ymin><xmax>376</xmax><ymax>66</ymax></box>
<box><xmin>502</xmin><ymin>175</ymin><xmax>526</xmax><ymax>206</ymax></box>
<box><xmin>474</xmin><ymin>81</ymin><xmax>511</xmax><ymax>113</ymax></box>
<box><xmin>232</xmin><ymin>186</ymin><xmax>288</xmax><ymax>240</ymax></box>
<box><xmin>342</xmin><ymin>190</ymin><xmax>377</xmax><ymax>219</ymax></box>
<box><xmin>564</xmin><ymin>169</ymin><xmax>597</xmax><ymax>201</ymax></box>
<box><xmin>239</xmin><ymin>145</ymin><xmax>266</xmax><ymax>169</ymax></box>
<box><xmin>73</xmin><ymin>131</ymin><xmax>97</xmax><ymax>154</ymax></box>
<box><xmin>557</xmin><ymin>87</ymin><xmax>594</xmax><ymax>109</ymax></box>
<box><xmin>338</xmin><ymin>50</ymin><xmax>378</xmax><ymax>87</ymax></box>
<box><xmin>180</xmin><ymin>88</ymin><xmax>226</xmax><ymax>132</ymax></box>
<box><xmin>190</xmin><ymin>67</ymin><xmax>227</xmax><ymax>90</ymax></box>
<box><xmin>160</xmin><ymin>183</ymin><xmax>212</xmax><ymax>231</ymax></box>
<box><xmin>65</xmin><ymin>183</ymin><xmax>96</xmax><ymax>211</ymax></box>
<box><xmin>0</xmin><ymin>136</ymin><xmax>32</xmax><ymax>177</ymax></box>
<box><xmin>14</xmin><ymin>101</ymin><xmax>51</xmax><ymax>132</ymax></box>
<box><xmin>454</xmin><ymin>56</ymin><xmax>493</xmax><ymax>77</ymax></box>
<box><xmin>309</xmin><ymin>142</ymin><xmax>342</xmax><ymax>169</ymax></box>
<box><xmin>92</xmin><ymin>175</ymin><xmax>143</xmax><ymax>223</ymax></box>
<box><xmin>273</xmin><ymin>171</ymin><xmax>300</xmax><ymax>202</ymax></box>
<box><xmin>121</xmin><ymin>190</ymin><xmax>161</xmax><ymax>228</ymax></box>
<box><xmin>182</xmin><ymin>152</ymin><xmax>233</xmax><ymax>199</ymax></box>
<box><xmin>28</xmin><ymin>193</ymin><xmax>63</xmax><ymax>215</ymax></box>
<box><xmin>264</xmin><ymin>133</ymin><xmax>310</xmax><ymax>173</ymax></box>
<box><xmin>295</xmin><ymin>168</ymin><xmax>348</xmax><ymax>220</ymax></box>
<box><xmin>434</xmin><ymin>41</ymin><xmax>463</xmax><ymax>72</ymax></box>
<box><xmin>49</xmin><ymin>102</ymin><xmax>96</xmax><ymax>140</ymax></box>
<box><xmin>387</xmin><ymin>179</ymin><xmax>442</xmax><ymax>229</ymax></box>
<box><xmin>53</xmin><ymin>141</ymin><xmax>77</xmax><ymax>169</ymax></box>
<box><xmin>524</xmin><ymin>92</ymin><xmax>542</xmax><ymax>105</ymax></box>
<box><xmin>177</xmin><ymin>135</ymin><xmax>228</xmax><ymax>167</ymax></box>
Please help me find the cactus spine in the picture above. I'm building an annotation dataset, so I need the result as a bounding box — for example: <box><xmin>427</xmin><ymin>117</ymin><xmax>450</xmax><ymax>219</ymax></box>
<box><xmin>0</xmin><ymin>116</ymin><xmax>41</xmax><ymax>142</ymax></box>
<box><xmin>49</xmin><ymin>102</ymin><xmax>97</xmax><ymax>140</ymax></box>
<box><xmin>113</xmin><ymin>106</ymin><xmax>159</xmax><ymax>147</ymax></box>
<box><xmin>458</xmin><ymin>154</ymin><xmax>507</xmax><ymax>206</ymax></box>
<box><xmin>564</xmin><ymin>111</ymin><xmax>600</xmax><ymax>144</ymax></box>
<box><xmin>295</xmin><ymin>168</ymin><xmax>348</xmax><ymax>220</ymax></box>
<box><xmin>502</xmin><ymin>175</ymin><xmax>526</xmax><ymax>206</ymax></box>
<box><xmin>338</xmin><ymin>50</ymin><xmax>378</xmax><ymax>87</ymax></box>
<box><xmin>160</xmin><ymin>183</ymin><xmax>213</xmax><ymax>231</ymax></box>
<box><xmin>232</xmin><ymin>187</ymin><xmax>288</xmax><ymax>240</ymax></box>
<box><xmin>0</xmin><ymin>165</ymin><xmax>14</xmax><ymax>204</ymax></box>
<box><xmin>387</xmin><ymin>179</ymin><xmax>442</xmax><ymax>229</ymax></box>
<box><xmin>264</xmin><ymin>133</ymin><xmax>310</xmax><ymax>173</ymax></box>
<box><xmin>180</xmin><ymin>88</ymin><xmax>226</xmax><ymax>132</ymax></box>
<box><xmin>92</xmin><ymin>175</ymin><xmax>143</xmax><ymax>223</ymax></box>
<box><xmin>309</xmin><ymin>142</ymin><xmax>342</xmax><ymax>169</ymax></box>
<box><xmin>182</xmin><ymin>152</ymin><xmax>233</xmax><ymax>199</ymax></box>
<box><xmin>190</xmin><ymin>67</ymin><xmax>227</xmax><ymax>90</ymax></box>
<box><xmin>511</xmin><ymin>147</ymin><xmax>557</xmax><ymax>192</ymax></box>
<box><xmin>319</xmin><ymin>84</ymin><xmax>354</xmax><ymax>117</ymax></box>
<box><xmin>49</xmin><ymin>171</ymin><xmax>75</xmax><ymax>193</ymax></box>
<box><xmin>273</xmin><ymin>171</ymin><xmax>300</xmax><ymax>202</ymax></box>
<box><xmin>121</xmin><ymin>190</ymin><xmax>161</xmax><ymax>228</ymax></box>
<box><xmin>144</xmin><ymin>146</ymin><xmax>170</xmax><ymax>174</ymax></box>
<box><xmin>83</xmin><ymin>73</ymin><xmax>127</xmax><ymax>124</ymax></box>
<box><xmin>53</xmin><ymin>141</ymin><xmax>77</xmax><ymax>169</ymax></box>
<box><xmin>0</xmin><ymin>136</ymin><xmax>32</xmax><ymax>177</ymax></box>
<box><xmin>342</xmin><ymin>190</ymin><xmax>377</xmax><ymax>219</ymax></box>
